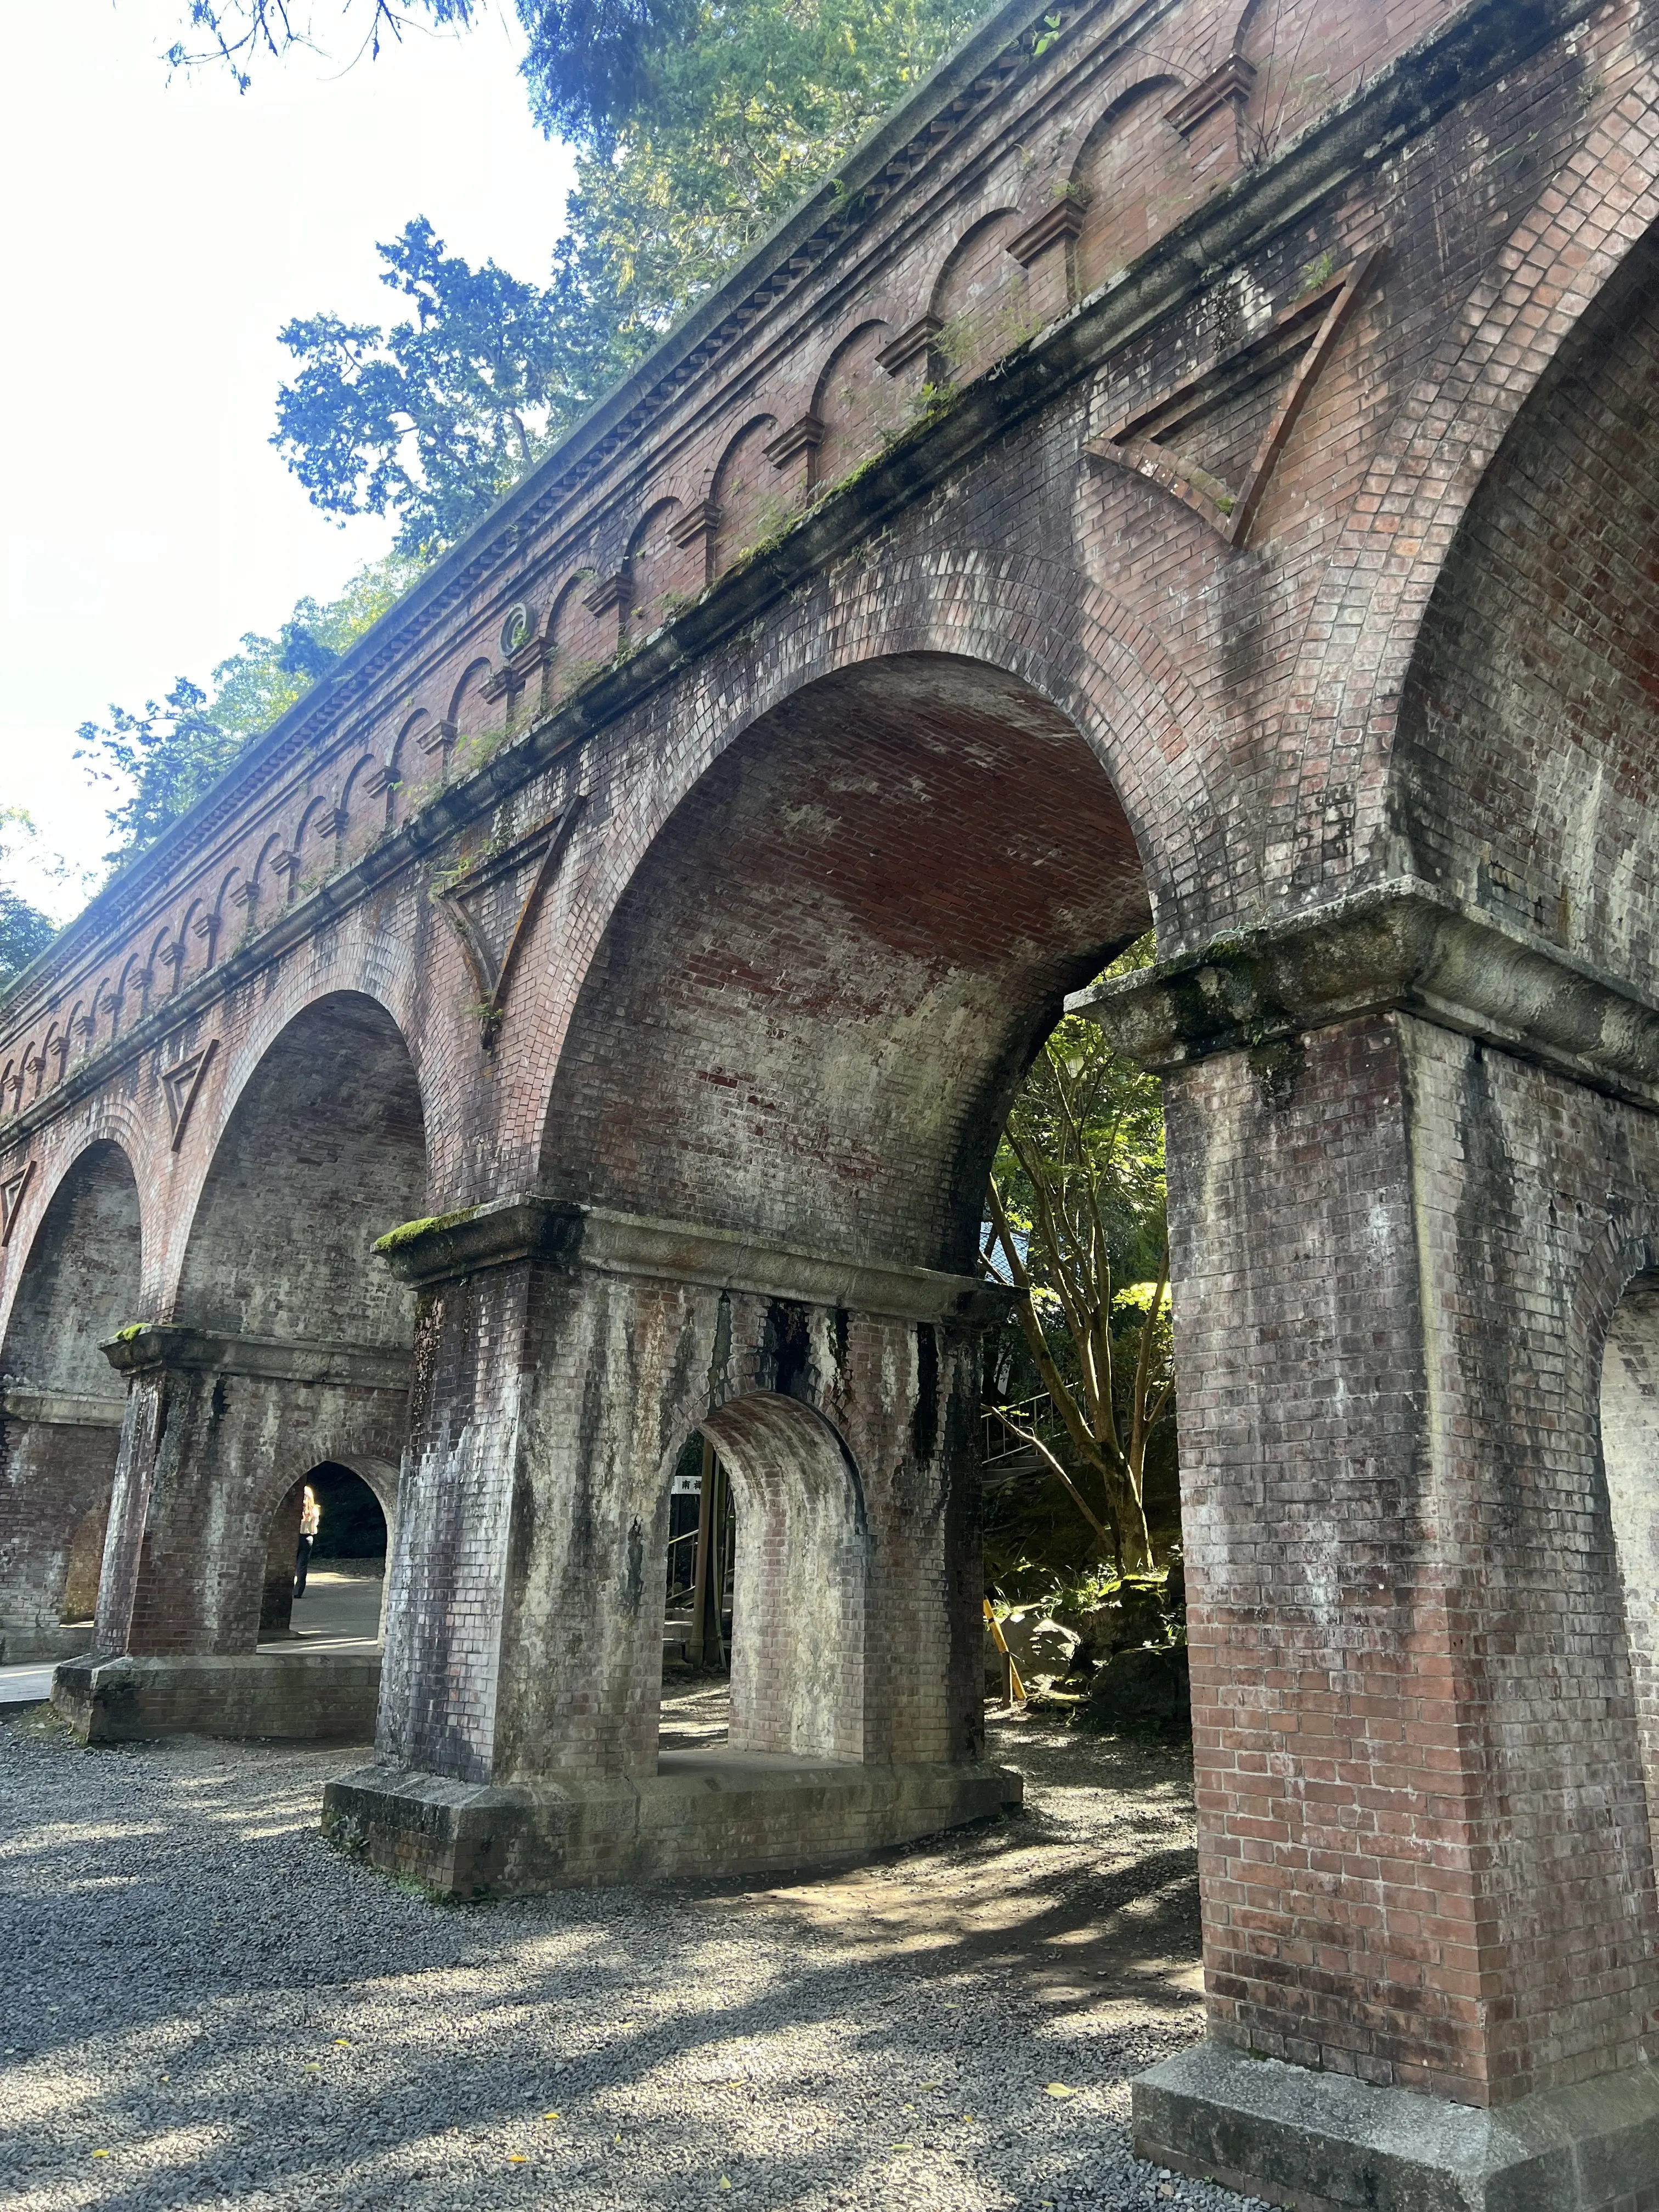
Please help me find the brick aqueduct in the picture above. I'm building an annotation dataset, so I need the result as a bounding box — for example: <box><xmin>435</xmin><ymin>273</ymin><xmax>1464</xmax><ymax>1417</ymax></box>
<box><xmin>9</xmin><ymin>0</ymin><xmax>1659</xmax><ymax>2197</ymax></box>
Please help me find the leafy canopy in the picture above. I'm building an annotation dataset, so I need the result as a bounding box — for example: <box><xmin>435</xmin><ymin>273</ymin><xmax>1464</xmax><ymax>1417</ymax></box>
<box><xmin>268</xmin><ymin>0</ymin><xmax>979</xmax><ymax>550</ymax></box>
<box><xmin>0</xmin><ymin>812</ymin><xmax>59</xmax><ymax>993</ymax></box>
<box><xmin>982</xmin><ymin>938</ymin><xmax>1173</xmax><ymax>1577</ymax></box>
<box><xmin>76</xmin><ymin>555</ymin><xmax>420</xmax><ymax>868</ymax></box>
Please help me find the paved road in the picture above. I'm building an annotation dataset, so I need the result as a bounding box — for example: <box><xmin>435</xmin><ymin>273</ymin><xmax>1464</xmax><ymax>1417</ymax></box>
<box><xmin>0</xmin><ymin>1571</ymin><xmax>386</xmax><ymax>1708</ymax></box>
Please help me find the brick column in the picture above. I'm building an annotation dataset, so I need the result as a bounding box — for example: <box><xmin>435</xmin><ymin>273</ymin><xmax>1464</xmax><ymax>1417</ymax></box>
<box><xmin>86</xmin><ymin>1326</ymin><xmax>409</xmax><ymax>1658</ymax></box>
<box><xmin>329</xmin><ymin>1197</ymin><xmax>1017</xmax><ymax>1893</ymax></box>
<box><xmin>0</xmin><ymin>1387</ymin><xmax>122</xmax><ymax>1663</ymax></box>
<box><xmin>1079</xmin><ymin>882</ymin><xmax>1659</xmax><ymax>2208</ymax></box>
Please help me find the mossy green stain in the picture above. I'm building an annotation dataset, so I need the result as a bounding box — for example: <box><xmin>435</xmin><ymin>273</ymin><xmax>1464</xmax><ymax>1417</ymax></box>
<box><xmin>373</xmin><ymin>1206</ymin><xmax>478</xmax><ymax>1257</ymax></box>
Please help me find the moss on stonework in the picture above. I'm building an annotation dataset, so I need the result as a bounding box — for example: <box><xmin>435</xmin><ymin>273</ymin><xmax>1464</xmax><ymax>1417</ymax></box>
<box><xmin>112</xmin><ymin>1324</ymin><xmax>147</xmax><ymax>1343</ymax></box>
<box><xmin>373</xmin><ymin>1207</ymin><xmax>477</xmax><ymax>1257</ymax></box>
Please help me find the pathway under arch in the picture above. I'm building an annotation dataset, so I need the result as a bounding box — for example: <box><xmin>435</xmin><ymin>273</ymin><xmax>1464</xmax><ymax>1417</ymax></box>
<box><xmin>59</xmin><ymin>993</ymin><xmax>425</xmax><ymax>1742</ymax></box>
<box><xmin>331</xmin><ymin>650</ymin><xmax>1148</xmax><ymax>1893</ymax></box>
<box><xmin>0</xmin><ymin>1141</ymin><xmax>141</xmax><ymax>1662</ymax></box>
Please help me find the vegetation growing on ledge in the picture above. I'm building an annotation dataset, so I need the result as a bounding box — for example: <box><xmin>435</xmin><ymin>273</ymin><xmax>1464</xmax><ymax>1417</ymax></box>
<box><xmin>373</xmin><ymin>1207</ymin><xmax>479</xmax><ymax>1256</ymax></box>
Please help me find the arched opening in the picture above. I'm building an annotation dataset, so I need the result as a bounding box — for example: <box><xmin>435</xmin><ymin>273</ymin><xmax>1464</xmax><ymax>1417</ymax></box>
<box><xmin>177</xmin><ymin>993</ymin><xmax>425</xmax><ymax>1345</ymax></box>
<box><xmin>542</xmin><ymin>652</ymin><xmax>1150</xmax><ymax>1270</ymax></box>
<box><xmin>534</xmin><ymin>651</ymin><xmax>1164</xmax><ymax>1795</ymax></box>
<box><xmin>258</xmin><ymin>1459</ymin><xmax>394</xmax><ymax>1650</ymax></box>
<box><xmin>0</xmin><ymin>1141</ymin><xmax>142</xmax><ymax>1660</ymax></box>
<box><xmin>117</xmin><ymin>992</ymin><xmax>426</xmax><ymax>1657</ymax></box>
<box><xmin>1600</xmin><ymin>1275</ymin><xmax>1659</xmax><ymax>1844</ymax></box>
<box><xmin>1397</xmin><ymin>223</ymin><xmax>1659</xmax><ymax>997</ymax></box>
<box><xmin>659</xmin><ymin>1396</ymin><xmax>868</xmax><ymax>1762</ymax></box>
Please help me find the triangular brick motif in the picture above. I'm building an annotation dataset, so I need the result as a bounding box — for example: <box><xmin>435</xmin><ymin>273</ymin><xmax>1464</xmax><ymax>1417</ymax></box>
<box><xmin>161</xmin><ymin>1038</ymin><xmax>218</xmax><ymax>1152</ymax></box>
<box><xmin>0</xmin><ymin>1158</ymin><xmax>37</xmax><ymax>1247</ymax></box>
<box><xmin>1087</xmin><ymin>248</ymin><xmax>1381</xmax><ymax>548</ymax></box>
<box><xmin>435</xmin><ymin>798</ymin><xmax>586</xmax><ymax>1050</ymax></box>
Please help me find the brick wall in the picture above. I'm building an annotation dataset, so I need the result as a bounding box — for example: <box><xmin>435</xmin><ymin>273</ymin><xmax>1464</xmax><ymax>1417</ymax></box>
<box><xmin>0</xmin><ymin>0</ymin><xmax>1654</xmax><ymax>2123</ymax></box>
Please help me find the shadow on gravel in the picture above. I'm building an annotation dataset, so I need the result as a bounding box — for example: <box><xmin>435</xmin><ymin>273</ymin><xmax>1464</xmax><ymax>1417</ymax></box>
<box><xmin>0</xmin><ymin>1702</ymin><xmax>1231</xmax><ymax>2212</ymax></box>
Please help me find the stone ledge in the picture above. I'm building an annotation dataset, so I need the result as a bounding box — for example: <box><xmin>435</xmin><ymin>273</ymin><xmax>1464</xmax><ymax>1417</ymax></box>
<box><xmin>1071</xmin><ymin>879</ymin><xmax>1659</xmax><ymax>1113</ymax></box>
<box><xmin>1133</xmin><ymin>2041</ymin><xmax>1659</xmax><ymax>2212</ymax></box>
<box><xmin>99</xmin><ymin>1325</ymin><xmax>411</xmax><ymax>1392</ymax></box>
<box><xmin>1</xmin><ymin>1387</ymin><xmax>124</xmax><ymax>1428</ymax></box>
<box><xmin>53</xmin><ymin>1650</ymin><xmax>382</xmax><ymax>1744</ymax></box>
<box><xmin>376</xmin><ymin>1196</ymin><xmax>1014</xmax><ymax>1326</ymax></box>
<box><xmin>322</xmin><ymin>1752</ymin><xmax>1023</xmax><ymax>1898</ymax></box>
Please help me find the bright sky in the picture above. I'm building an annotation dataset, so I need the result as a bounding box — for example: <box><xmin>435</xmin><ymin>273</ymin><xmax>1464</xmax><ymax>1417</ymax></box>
<box><xmin>1</xmin><ymin>0</ymin><xmax>574</xmax><ymax>921</ymax></box>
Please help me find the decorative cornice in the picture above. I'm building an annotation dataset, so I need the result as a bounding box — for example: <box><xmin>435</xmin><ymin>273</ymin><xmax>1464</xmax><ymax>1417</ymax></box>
<box><xmin>1069</xmin><ymin>882</ymin><xmax>1659</xmax><ymax>1114</ymax></box>
<box><xmin>582</xmin><ymin>571</ymin><xmax>632</xmax><ymax>618</ymax></box>
<box><xmin>375</xmin><ymin>1197</ymin><xmax>1013</xmax><ymax>1325</ymax></box>
<box><xmin>0</xmin><ymin>0</ymin><xmax>1605</xmax><ymax>1062</ymax></box>
<box><xmin>765</xmin><ymin>414</ymin><xmax>826</xmax><ymax>469</ymax></box>
<box><xmin>1163</xmin><ymin>54</ymin><xmax>1255</xmax><ymax>136</ymax></box>
<box><xmin>1008</xmin><ymin>198</ymin><xmax>1087</xmax><ymax>266</ymax></box>
<box><xmin>669</xmin><ymin>500</ymin><xmax>721</xmax><ymax>548</ymax></box>
<box><xmin>877</xmin><ymin>315</ymin><xmax>944</xmax><ymax>374</ymax></box>
<box><xmin>100</xmin><ymin>1325</ymin><xmax>411</xmax><ymax>1391</ymax></box>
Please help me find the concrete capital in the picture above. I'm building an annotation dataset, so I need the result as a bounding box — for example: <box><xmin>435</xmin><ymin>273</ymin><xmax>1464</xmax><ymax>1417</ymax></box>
<box><xmin>375</xmin><ymin>1196</ymin><xmax>1013</xmax><ymax>1326</ymax></box>
<box><xmin>1070</xmin><ymin>879</ymin><xmax>1659</xmax><ymax>1112</ymax></box>
<box><xmin>99</xmin><ymin>1324</ymin><xmax>410</xmax><ymax>1392</ymax></box>
<box><xmin>1</xmin><ymin>1386</ymin><xmax>125</xmax><ymax>1429</ymax></box>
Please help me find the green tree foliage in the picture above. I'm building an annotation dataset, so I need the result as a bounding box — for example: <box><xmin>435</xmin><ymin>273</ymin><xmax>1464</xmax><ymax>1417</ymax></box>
<box><xmin>274</xmin><ymin>219</ymin><xmax>570</xmax><ymax>554</ymax></box>
<box><xmin>0</xmin><ymin>812</ymin><xmax>60</xmax><ymax>993</ymax></box>
<box><xmin>76</xmin><ymin>555</ymin><xmax>419</xmax><ymax>868</ymax></box>
<box><xmin>981</xmin><ymin>939</ymin><xmax>1174</xmax><ymax>1577</ymax></box>
<box><xmin>268</xmin><ymin>0</ymin><xmax>979</xmax><ymax>549</ymax></box>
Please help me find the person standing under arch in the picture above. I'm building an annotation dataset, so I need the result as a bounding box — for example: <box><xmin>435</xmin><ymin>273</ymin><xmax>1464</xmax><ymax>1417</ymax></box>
<box><xmin>294</xmin><ymin>1485</ymin><xmax>320</xmax><ymax>1600</ymax></box>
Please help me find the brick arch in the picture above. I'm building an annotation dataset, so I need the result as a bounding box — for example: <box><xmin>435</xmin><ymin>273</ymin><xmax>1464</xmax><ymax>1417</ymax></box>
<box><xmin>252</xmin><ymin>1449</ymin><xmax>399</xmax><ymax>1565</ymax></box>
<box><xmin>710</xmin><ymin>413</ymin><xmax>781</xmax><ymax>577</ymax></box>
<box><xmin>1070</xmin><ymin>77</ymin><xmax>1189</xmax><ymax>296</ymax></box>
<box><xmin>810</xmin><ymin>320</ymin><xmax>902</xmax><ymax>491</ymax></box>
<box><xmin>538</xmin><ymin>648</ymin><xmax>1154</xmax><ymax>1275</ymax></box>
<box><xmin>686</xmin><ymin>1390</ymin><xmax>869</xmax><ymax>1762</ymax></box>
<box><xmin>0</xmin><ymin>1131</ymin><xmax>147</xmax><ymax>1362</ymax></box>
<box><xmin>448</xmin><ymin>656</ymin><xmax>493</xmax><ymax>730</ymax></box>
<box><xmin>1276</xmin><ymin>82</ymin><xmax>1659</xmax><ymax>921</ymax></box>
<box><xmin>927</xmin><ymin>207</ymin><xmax>1025</xmax><ymax>382</ymax></box>
<box><xmin>0</xmin><ymin>1134</ymin><xmax>144</xmax><ymax>1658</ymax></box>
<box><xmin>161</xmin><ymin>986</ymin><xmax>430</xmax><ymax>1332</ymax></box>
<box><xmin>1571</xmin><ymin>1211</ymin><xmax>1659</xmax><ymax>1866</ymax></box>
<box><xmin>491</xmin><ymin>545</ymin><xmax>1215</xmax><ymax>1200</ymax></box>
<box><xmin>623</xmin><ymin>496</ymin><xmax>689</xmax><ymax>641</ymax></box>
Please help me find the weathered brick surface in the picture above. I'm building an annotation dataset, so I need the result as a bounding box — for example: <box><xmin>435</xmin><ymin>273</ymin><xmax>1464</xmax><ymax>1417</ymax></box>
<box><xmin>1165</xmin><ymin>1013</ymin><xmax>1659</xmax><ymax>2104</ymax></box>
<box><xmin>0</xmin><ymin>0</ymin><xmax>1657</xmax><ymax>2128</ymax></box>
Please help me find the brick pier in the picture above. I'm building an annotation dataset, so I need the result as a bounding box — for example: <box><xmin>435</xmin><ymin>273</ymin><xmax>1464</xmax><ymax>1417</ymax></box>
<box><xmin>7</xmin><ymin>0</ymin><xmax>1659</xmax><ymax>2199</ymax></box>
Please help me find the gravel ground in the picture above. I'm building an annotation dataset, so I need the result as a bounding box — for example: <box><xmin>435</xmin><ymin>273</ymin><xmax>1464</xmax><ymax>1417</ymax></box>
<box><xmin>1</xmin><ymin>1692</ymin><xmax>1261</xmax><ymax>2212</ymax></box>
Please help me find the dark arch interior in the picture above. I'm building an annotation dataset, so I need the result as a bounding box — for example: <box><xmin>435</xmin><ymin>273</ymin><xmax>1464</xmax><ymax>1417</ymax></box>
<box><xmin>0</xmin><ymin>1144</ymin><xmax>143</xmax><ymax>1637</ymax></box>
<box><xmin>1398</xmin><ymin>224</ymin><xmax>1659</xmax><ymax>999</ymax></box>
<box><xmin>259</xmin><ymin>1462</ymin><xmax>391</xmax><ymax>1643</ymax></box>
<box><xmin>540</xmin><ymin>653</ymin><xmax>1150</xmax><ymax>1273</ymax></box>
<box><xmin>2</xmin><ymin>1142</ymin><xmax>142</xmax><ymax>1400</ymax></box>
<box><xmin>177</xmin><ymin>993</ymin><xmax>427</xmax><ymax>1344</ymax></box>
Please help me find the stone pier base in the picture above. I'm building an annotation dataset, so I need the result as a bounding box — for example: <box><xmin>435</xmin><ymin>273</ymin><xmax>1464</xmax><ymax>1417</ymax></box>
<box><xmin>1133</xmin><ymin>2042</ymin><xmax>1659</xmax><ymax>2212</ymax></box>
<box><xmin>322</xmin><ymin>1752</ymin><xmax>1023</xmax><ymax>1898</ymax></box>
<box><xmin>52</xmin><ymin>1649</ymin><xmax>382</xmax><ymax>1743</ymax></box>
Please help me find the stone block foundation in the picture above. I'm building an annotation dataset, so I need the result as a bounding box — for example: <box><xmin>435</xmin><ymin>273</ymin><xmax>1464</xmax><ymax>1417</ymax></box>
<box><xmin>1133</xmin><ymin>2042</ymin><xmax>1659</xmax><ymax>2212</ymax></box>
<box><xmin>320</xmin><ymin>1753</ymin><xmax>1022</xmax><ymax>1899</ymax></box>
<box><xmin>52</xmin><ymin>1649</ymin><xmax>381</xmax><ymax>1743</ymax></box>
